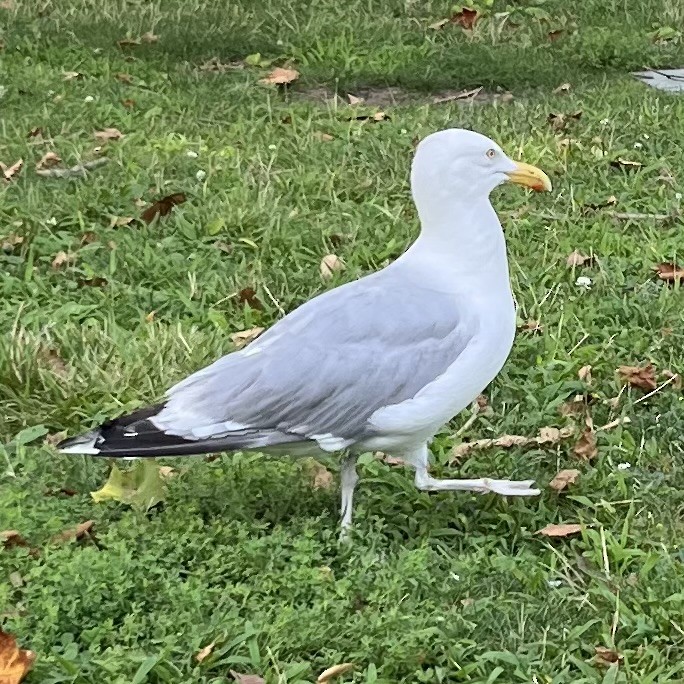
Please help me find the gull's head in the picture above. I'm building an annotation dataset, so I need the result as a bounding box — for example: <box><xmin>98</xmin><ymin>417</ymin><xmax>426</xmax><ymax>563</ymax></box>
<box><xmin>411</xmin><ymin>128</ymin><xmax>552</xmax><ymax>201</ymax></box>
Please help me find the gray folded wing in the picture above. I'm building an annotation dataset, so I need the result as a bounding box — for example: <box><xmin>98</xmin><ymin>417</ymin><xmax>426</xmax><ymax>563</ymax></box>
<box><xmin>151</xmin><ymin>272</ymin><xmax>477</xmax><ymax>450</ymax></box>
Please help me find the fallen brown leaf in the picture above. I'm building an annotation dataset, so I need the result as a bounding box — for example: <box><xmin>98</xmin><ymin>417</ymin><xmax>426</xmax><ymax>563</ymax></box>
<box><xmin>51</xmin><ymin>251</ymin><xmax>74</xmax><ymax>269</ymax></box>
<box><xmin>80</xmin><ymin>232</ymin><xmax>98</xmax><ymax>245</ymax></box>
<box><xmin>39</xmin><ymin>347</ymin><xmax>68</xmax><ymax>379</ymax></box>
<box><xmin>117</xmin><ymin>37</ymin><xmax>141</xmax><ymax>47</ymax></box>
<box><xmin>566</xmin><ymin>250</ymin><xmax>591</xmax><ymax>267</ymax></box>
<box><xmin>317</xmin><ymin>663</ymin><xmax>355</xmax><ymax>683</ymax></box>
<box><xmin>230</xmin><ymin>327</ymin><xmax>264</xmax><ymax>349</ymax></box>
<box><xmin>308</xmin><ymin>460</ymin><xmax>334</xmax><ymax>490</ymax></box>
<box><xmin>320</xmin><ymin>254</ymin><xmax>345</xmax><ymax>279</ymax></box>
<box><xmin>610</xmin><ymin>158</ymin><xmax>642</xmax><ymax>171</ymax></box>
<box><xmin>549</xmin><ymin>468</ymin><xmax>580</xmax><ymax>492</ymax></box>
<box><xmin>578</xmin><ymin>365</ymin><xmax>593</xmax><ymax>384</ymax></box>
<box><xmin>518</xmin><ymin>319</ymin><xmax>543</xmax><ymax>334</ymax></box>
<box><xmin>0</xmin><ymin>630</ymin><xmax>36</xmax><ymax>684</ymax></box>
<box><xmin>2</xmin><ymin>159</ymin><xmax>23</xmax><ymax>181</ymax></box>
<box><xmin>141</xmin><ymin>31</ymin><xmax>159</xmax><ymax>43</ymax></box>
<box><xmin>141</xmin><ymin>192</ymin><xmax>187</xmax><ymax>223</ymax></box>
<box><xmin>548</xmin><ymin>111</ymin><xmax>582</xmax><ymax>132</ymax></box>
<box><xmin>451</xmin><ymin>426</ymin><xmax>574</xmax><ymax>461</ymax></box>
<box><xmin>573</xmin><ymin>420</ymin><xmax>597</xmax><ymax>461</ymax></box>
<box><xmin>237</xmin><ymin>287</ymin><xmax>263</xmax><ymax>310</ymax></box>
<box><xmin>195</xmin><ymin>641</ymin><xmax>215</xmax><ymax>663</ymax></box>
<box><xmin>452</xmin><ymin>7</ymin><xmax>479</xmax><ymax>29</ymax></box>
<box><xmin>617</xmin><ymin>363</ymin><xmax>657</xmax><ymax>392</ymax></box>
<box><xmin>35</xmin><ymin>152</ymin><xmax>61</xmax><ymax>171</ymax></box>
<box><xmin>44</xmin><ymin>431</ymin><xmax>68</xmax><ymax>448</ymax></box>
<box><xmin>213</xmin><ymin>240</ymin><xmax>233</xmax><ymax>254</ymax></box>
<box><xmin>538</xmin><ymin>523</ymin><xmax>582</xmax><ymax>537</ymax></box>
<box><xmin>1</xmin><ymin>234</ymin><xmax>24</xmax><ymax>251</ymax></box>
<box><xmin>347</xmin><ymin>94</ymin><xmax>363</xmax><ymax>105</ymax></box>
<box><xmin>52</xmin><ymin>520</ymin><xmax>94</xmax><ymax>543</ymax></box>
<box><xmin>547</xmin><ymin>29</ymin><xmax>564</xmax><ymax>41</ymax></box>
<box><xmin>654</xmin><ymin>261</ymin><xmax>684</xmax><ymax>283</ymax></box>
<box><xmin>0</xmin><ymin>0</ymin><xmax>14</xmax><ymax>9</ymax></box>
<box><xmin>78</xmin><ymin>276</ymin><xmax>108</xmax><ymax>288</ymax></box>
<box><xmin>381</xmin><ymin>453</ymin><xmax>407</xmax><ymax>466</ymax></box>
<box><xmin>94</xmin><ymin>127</ymin><xmax>124</xmax><ymax>142</ymax></box>
<box><xmin>121</xmin><ymin>98</ymin><xmax>136</xmax><ymax>108</ymax></box>
<box><xmin>1</xmin><ymin>530</ymin><xmax>29</xmax><ymax>549</ymax></box>
<box><xmin>62</xmin><ymin>71</ymin><xmax>83</xmax><ymax>81</ymax></box>
<box><xmin>428</xmin><ymin>17</ymin><xmax>450</xmax><ymax>29</ymax></box>
<box><xmin>109</xmin><ymin>216</ymin><xmax>135</xmax><ymax>228</ymax></box>
<box><xmin>595</xmin><ymin>646</ymin><xmax>622</xmax><ymax>666</ymax></box>
<box><xmin>258</xmin><ymin>67</ymin><xmax>299</xmax><ymax>86</ymax></box>
<box><xmin>230</xmin><ymin>671</ymin><xmax>265</xmax><ymax>684</ymax></box>
<box><xmin>559</xmin><ymin>394</ymin><xmax>588</xmax><ymax>417</ymax></box>
<box><xmin>114</xmin><ymin>72</ymin><xmax>133</xmax><ymax>83</ymax></box>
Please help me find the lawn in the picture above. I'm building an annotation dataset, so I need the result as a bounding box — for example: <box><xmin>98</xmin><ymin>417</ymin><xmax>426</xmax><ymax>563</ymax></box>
<box><xmin>3</xmin><ymin>0</ymin><xmax>684</xmax><ymax>681</ymax></box>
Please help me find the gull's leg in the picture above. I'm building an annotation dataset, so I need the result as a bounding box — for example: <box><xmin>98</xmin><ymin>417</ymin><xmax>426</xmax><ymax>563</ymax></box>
<box><xmin>339</xmin><ymin>454</ymin><xmax>359</xmax><ymax>540</ymax></box>
<box><xmin>405</xmin><ymin>444</ymin><xmax>540</xmax><ymax>497</ymax></box>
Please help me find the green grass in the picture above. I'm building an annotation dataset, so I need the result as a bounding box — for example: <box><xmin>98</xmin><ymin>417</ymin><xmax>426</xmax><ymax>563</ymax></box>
<box><xmin>3</xmin><ymin>0</ymin><xmax>684</xmax><ymax>681</ymax></box>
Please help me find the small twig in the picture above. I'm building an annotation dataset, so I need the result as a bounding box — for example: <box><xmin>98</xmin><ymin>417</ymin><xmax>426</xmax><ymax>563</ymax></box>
<box><xmin>36</xmin><ymin>157</ymin><xmax>108</xmax><ymax>178</ymax></box>
<box><xmin>432</xmin><ymin>87</ymin><xmax>483</xmax><ymax>104</ymax></box>
<box><xmin>606</xmin><ymin>210</ymin><xmax>672</xmax><ymax>221</ymax></box>
<box><xmin>634</xmin><ymin>374</ymin><xmax>679</xmax><ymax>405</ymax></box>
<box><xmin>597</xmin><ymin>416</ymin><xmax>631</xmax><ymax>431</ymax></box>
<box><xmin>600</xmin><ymin>526</ymin><xmax>611</xmax><ymax>581</ymax></box>
<box><xmin>262</xmin><ymin>282</ymin><xmax>286</xmax><ymax>317</ymax></box>
<box><xmin>455</xmin><ymin>400</ymin><xmax>480</xmax><ymax>437</ymax></box>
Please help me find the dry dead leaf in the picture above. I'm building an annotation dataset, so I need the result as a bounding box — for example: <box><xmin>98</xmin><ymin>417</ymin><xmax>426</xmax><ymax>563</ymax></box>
<box><xmin>27</xmin><ymin>127</ymin><xmax>43</xmax><ymax>138</ymax></box>
<box><xmin>158</xmin><ymin>466</ymin><xmax>176</xmax><ymax>479</ymax></box>
<box><xmin>518</xmin><ymin>319</ymin><xmax>543</xmax><ymax>334</ymax></box>
<box><xmin>559</xmin><ymin>394</ymin><xmax>588</xmax><ymax>417</ymax></box>
<box><xmin>308</xmin><ymin>460</ymin><xmax>334</xmax><ymax>490</ymax></box>
<box><xmin>1</xmin><ymin>234</ymin><xmax>24</xmax><ymax>251</ymax></box>
<box><xmin>320</xmin><ymin>254</ymin><xmax>345</xmax><ymax>279</ymax></box>
<box><xmin>52</xmin><ymin>520</ymin><xmax>94</xmax><ymax>543</ymax></box>
<box><xmin>114</xmin><ymin>72</ymin><xmax>133</xmax><ymax>83</ymax></box>
<box><xmin>109</xmin><ymin>216</ymin><xmax>135</xmax><ymax>228</ymax></box>
<box><xmin>121</xmin><ymin>98</ymin><xmax>136</xmax><ymax>108</ymax></box>
<box><xmin>451</xmin><ymin>426</ymin><xmax>574</xmax><ymax>461</ymax></box>
<box><xmin>548</xmin><ymin>111</ymin><xmax>582</xmax><ymax>132</ymax></box>
<box><xmin>610</xmin><ymin>158</ymin><xmax>643</xmax><ymax>171</ymax></box>
<box><xmin>45</xmin><ymin>431</ymin><xmax>68</xmax><ymax>447</ymax></box>
<box><xmin>195</xmin><ymin>641</ymin><xmax>215</xmax><ymax>663</ymax></box>
<box><xmin>230</xmin><ymin>327</ymin><xmax>264</xmax><ymax>349</ymax></box>
<box><xmin>428</xmin><ymin>17</ymin><xmax>450</xmax><ymax>29</ymax></box>
<box><xmin>94</xmin><ymin>127</ymin><xmax>124</xmax><ymax>142</ymax></box>
<box><xmin>538</xmin><ymin>523</ymin><xmax>582</xmax><ymax>537</ymax></box>
<box><xmin>62</xmin><ymin>71</ymin><xmax>83</xmax><ymax>80</ymax></box>
<box><xmin>595</xmin><ymin>646</ymin><xmax>622</xmax><ymax>666</ymax></box>
<box><xmin>549</xmin><ymin>469</ymin><xmax>580</xmax><ymax>492</ymax></box>
<box><xmin>2</xmin><ymin>159</ymin><xmax>23</xmax><ymax>181</ymax></box>
<box><xmin>351</xmin><ymin>111</ymin><xmax>390</xmax><ymax>123</ymax></box>
<box><xmin>35</xmin><ymin>152</ymin><xmax>61</xmax><ymax>171</ymax></box>
<box><xmin>237</xmin><ymin>287</ymin><xmax>263</xmax><ymax>310</ymax></box>
<box><xmin>573</xmin><ymin>420</ymin><xmax>597</xmax><ymax>461</ymax></box>
<box><xmin>460</xmin><ymin>597</ymin><xmax>475</xmax><ymax>607</ymax></box>
<box><xmin>230</xmin><ymin>671</ymin><xmax>265</xmax><ymax>684</ymax></box>
<box><xmin>317</xmin><ymin>663</ymin><xmax>355</xmax><ymax>683</ymax></box>
<box><xmin>117</xmin><ymin>37</ymin><xmax>141</xmax><ymax>47</ymax></box>
<box><xmin>547</xmin><ymin>29</ymin><xmax>564</xmax><ymax>41</ymax></box>
<box><xmin>314</xmin><ymin>131</ymin><xmax>334</xmax><ymax>142</ymax></box>
<box><xmin>39</xmin><ymin>347</ymin><xmax>68</xmax><ymax>379</ymax></box>
<box><xmin>662</xmin><ymin>370</ymin><xmax>682</xmax><ymax>390</ymax></box>
<box><xmin>553</xmin><ymin>82</ymin><xmax>571</xmax><ymax>94</ymax></box>
<box><xmin>1</xmin><ymin>530</ymin><xmax>29</xmax><ymax>549</ymax></box>
<box><xmin>258</xmin><ymin>67</ymin><xmax>299</xmax><ymax>86</ymax></box>
<box><xmin>346</xmin><ymin>94</ymin><xmax>363</xmax><ymax>105</ymax></box>
<box><xmin>382</xmin><ymin>454</ymin><xmax>407</xmax><ymax>466</ymax></box>
<box><xmin>0</xmin><ymin>0</ymin><xmax>15</xmax><ymax>9</ymax></box>
<box><xmin>213</xmin><ymin>240</ymin><xmax>233</xmax><ymax>254</ymax></box>
<box><xmin>51</xmin><ymin>251</ymin><xmax>74</xmax><ymax>269</ymax></box>
<box><xmin>452</xmin><ymin>7</ymin><xmax>479</xmax><ymax>29</ymax></box>
<box><xmin>145</xmin><ymin>310</ymin><xmax>156</xmax><ymax>323</ymax></box>
<box><xmin>654</xmin><ymin>261</ymin><xmax>684</xmax><ymax>283</ymax></box>
<box><xmin>0</xmin><ymin>630</ymin><xmax>36</xmax><ymax>684</ymax></box>
<box><xmin>618</xmin><ymin>363</ymin><xmax>657</xmax><ymax>392</ymax></box>
<box><xmin>141</xmin><ymin>192</ymin><xmax>187</xmax><ymax>223</ymax></box>
<box><xmin>566</xmin><ymin>250</ymin><xmax>591</xmax><ymax>267</ymax></box>
<box><xmin>578</xmin><ymin>365</ymin><xmax>593</xmax><ymax>384</ymax></box>
<box><xmin>141</xmin><ymin>31</ymin><xmax>159</xmax><ymax>43</ymax></box>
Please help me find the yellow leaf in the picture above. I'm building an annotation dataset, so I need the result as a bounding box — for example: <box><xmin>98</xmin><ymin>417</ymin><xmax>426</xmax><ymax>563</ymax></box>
<box><xmin>317</xmin><ymin>663</ymin><xmax>354</xmax><ymax>683</ymax></box>
<box><xmin>0</xmin><ymin>630</ymin><xmax>35</xmax><ymax>684</ymax></box>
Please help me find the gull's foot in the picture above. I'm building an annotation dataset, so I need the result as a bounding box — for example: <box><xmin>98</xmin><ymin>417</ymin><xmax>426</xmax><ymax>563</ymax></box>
<box><xmin>480</xmin><ymin>479</ymin><xmax>540</xmax><ymax>496</ymax></box>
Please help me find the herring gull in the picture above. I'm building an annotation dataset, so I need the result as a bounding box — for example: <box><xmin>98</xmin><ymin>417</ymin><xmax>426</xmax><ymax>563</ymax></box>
<box><xmin>59</xmin><ymin>128</ymin><xmax>552</xmax><ymax>532</ymax></box>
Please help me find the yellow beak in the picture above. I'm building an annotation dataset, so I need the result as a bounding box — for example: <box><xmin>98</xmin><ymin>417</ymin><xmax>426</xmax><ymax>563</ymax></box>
<box><xmin>506</xmin><ymin>161</ymin><xmax>552</xmax><ymax>192</ymax></box>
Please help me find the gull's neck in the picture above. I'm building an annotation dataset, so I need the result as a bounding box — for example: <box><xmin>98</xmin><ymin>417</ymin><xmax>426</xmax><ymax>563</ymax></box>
<box><xmin>395</xmin><ymin>194</ymin><xmax>512</xmax><ymax>295</ymax></box>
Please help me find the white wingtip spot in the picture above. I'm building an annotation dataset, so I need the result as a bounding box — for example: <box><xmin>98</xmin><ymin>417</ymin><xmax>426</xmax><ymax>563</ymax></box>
<box><xmin>59</xmin><ymin>443</ymin><xmax>101</xmax><ymax>455</ymax></box>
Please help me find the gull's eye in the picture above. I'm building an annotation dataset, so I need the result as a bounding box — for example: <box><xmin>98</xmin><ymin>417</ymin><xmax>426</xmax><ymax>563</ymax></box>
<box><xmin>486</xmin><ymin>148</ymin><xmax>496</xmax><ymax>159</ymax></box>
